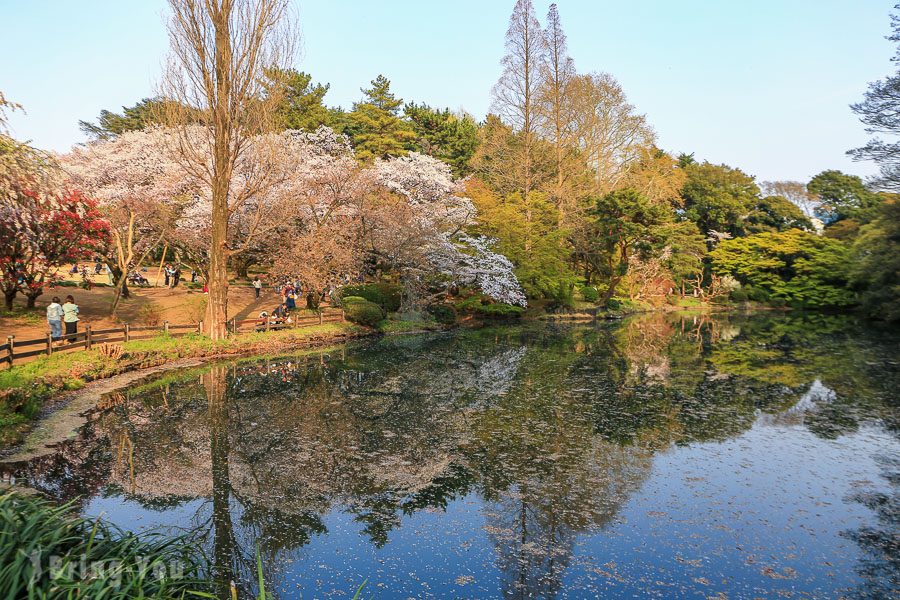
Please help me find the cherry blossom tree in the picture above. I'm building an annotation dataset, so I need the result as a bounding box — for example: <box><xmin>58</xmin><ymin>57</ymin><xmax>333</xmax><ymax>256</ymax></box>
<box><xmin>369</xmin><ymin>152</ymin><xmax>526</xmax><ymax>307</ymax></box>
<box><xmin>0</xmin><ymin>188</ymin><xmax>109</xmax><ymax>309</ymax></box>
<box><xmin>61</xmin><ymin>128</ymin><xmax>189</xmax><ymax>314</ymax></box>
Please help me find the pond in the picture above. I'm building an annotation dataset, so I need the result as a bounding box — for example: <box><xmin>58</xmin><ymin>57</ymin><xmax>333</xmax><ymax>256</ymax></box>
<box><xmin>3</xmin><ymin>312</ymin><xmax>898</xmax><ymax>598</ymax></box>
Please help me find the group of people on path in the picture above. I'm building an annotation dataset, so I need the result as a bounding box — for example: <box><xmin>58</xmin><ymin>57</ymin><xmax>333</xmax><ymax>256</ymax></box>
<box><xmin>163</xmin><ymin>264</ymin><xmax>182</xmax><ymax>288</ymax></box>
<box><xmin>45</xmin><ymin>295</ymin><xmax>80</xmax><ymax>342</ymax></box>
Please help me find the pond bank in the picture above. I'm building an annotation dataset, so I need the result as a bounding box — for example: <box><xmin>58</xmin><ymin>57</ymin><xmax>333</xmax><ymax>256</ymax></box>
<box><xmin>0</xmin><ymin>322</ymin><xmax>372</xmax><ymax>453</ymax></box>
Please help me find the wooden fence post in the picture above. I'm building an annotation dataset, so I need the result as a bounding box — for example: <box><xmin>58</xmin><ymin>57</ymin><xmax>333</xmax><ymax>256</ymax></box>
<box><xmin>7</xmin><ymin>336</ymin><xmax>13</xmax><ymax>366</ymax></box>
<box><xmin>46</xmin><ymin>333</ymin><xmax>52</xmax><ymax>356</ymax></box>
<box><xmin>231</xmin><ymin>318</ymin><xmax>237</xmax><ymax>334</ymax></box>
<box><xmin>318</xmin><ymin>311</ymin><xmax>323</xmax><ymax>325</ymax></box>
<box><xmin>163</xmin><ymin>321</ymin><xmax>170</xmax><ymax>336</ymax></box>
<box><xmin>124</xmin><ymin>323</ymin><xmax>130</xmax><ymax>342</ymax></box>
<box><xmin>341</xmin><ymin>309</ymin><xmax>345</xmax><ymax>322</ymax></box>
<box><xmin>85</xmin><ymin>325</ymin><xmax>92</xmax><ymax>351</ymax></box>
<box><xmin>198</xmin><ymin>320</ymin><xmax>203</xmax><ymax>334</ymax></box>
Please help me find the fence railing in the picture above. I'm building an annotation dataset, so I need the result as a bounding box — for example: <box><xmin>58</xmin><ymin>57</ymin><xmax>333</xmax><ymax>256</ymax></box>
<box><xmin>0</xmin><ymin>308</ymin><xmax>345</xmax><ymax>369</ymax></box>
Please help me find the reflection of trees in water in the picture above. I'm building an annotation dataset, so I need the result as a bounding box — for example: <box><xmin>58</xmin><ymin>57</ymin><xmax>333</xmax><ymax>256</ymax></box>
<box><xmin>842</xmin><ymin>454</ymin><xmax>899</xmax><ymax>600</ymax></box>
<box><xmin>7</xmin><ymin>313</ymin><xmax>899</xmax><ymax>597</ymax></box>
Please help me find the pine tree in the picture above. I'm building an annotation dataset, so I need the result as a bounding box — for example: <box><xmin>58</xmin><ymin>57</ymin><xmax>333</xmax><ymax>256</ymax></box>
<box><xmin>349</xmin><ymin>75</ymin><xmax>415</xmax><ymax>161</ymax></box>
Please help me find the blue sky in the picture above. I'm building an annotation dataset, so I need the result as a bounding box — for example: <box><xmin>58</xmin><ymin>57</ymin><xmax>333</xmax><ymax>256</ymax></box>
<box><xmin>0</xmin><ymin>0</ymin><xmax>894</xmax><ymax>184</ymax></box>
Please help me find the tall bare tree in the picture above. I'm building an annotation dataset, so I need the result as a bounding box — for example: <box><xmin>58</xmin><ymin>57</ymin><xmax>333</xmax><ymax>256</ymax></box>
<box><xmin>539</xmin><ymin>3</ymin><xmax>577</xmax><ymax>216</ymax></box>
<box><xmin>761</xmin><ymin>180</ymin><xmax>821</xmax><ymax>218</ymax></box>
<box><xmin>567</xmin><ymin>72</ymin><xmax>654</xmax><ymax>194</ymax></box>
<box><xmin>160</xmin><ymin>0</ymin><xmax>294</xmax><ymax>340</ymax></box>
<box><xmin>492</xmin><ymin>0</ymin><xmax>547</xmax><ymax>208</ymax></box>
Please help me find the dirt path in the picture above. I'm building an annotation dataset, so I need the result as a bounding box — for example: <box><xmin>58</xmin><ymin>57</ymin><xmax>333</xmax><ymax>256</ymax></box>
<box><xmin>0</xmin><ymin>282</ymin><xmax>284</xmax><ymax>343</ymax></box>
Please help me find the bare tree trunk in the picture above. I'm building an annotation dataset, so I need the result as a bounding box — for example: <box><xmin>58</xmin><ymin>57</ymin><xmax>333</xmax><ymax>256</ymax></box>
<box><xmin>164</xmin><ymin>0</ymin><xmax>293</xmax><ymax>340</ymax></box>
<box><xmin>4</xmin><ymin>289</ymin><xmax>16</xmax><ymax>311</ymax></box>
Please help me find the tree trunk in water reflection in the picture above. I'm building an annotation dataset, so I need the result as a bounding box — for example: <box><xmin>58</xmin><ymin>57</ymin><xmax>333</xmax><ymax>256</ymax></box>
<box><xmin>206</xmin><ymin>366</ymin><xmax>236</xmax><ymax>600</ymax></box>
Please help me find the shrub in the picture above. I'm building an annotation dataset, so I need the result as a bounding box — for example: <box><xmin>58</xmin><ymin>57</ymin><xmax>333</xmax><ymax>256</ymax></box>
<box><xmin>580</xmin><ymin>285</ymin><xmax>600</xmax><ymax>303</ymax></box>
<box><xmin>730</xmin><ymin>287</ymin><xmax>749</xmax><ymax>302</ymax></box>
<box><xmin>339</xmin><ymin>283</ymin><xmax>402</xmax><ymax>312</ymax></box>
<box><xmin>476</xmin><ymin>303</ymin><xmax>524</xmax><ymax>319</ymax></box>
<box><xmin>344</xmin><ymin>299</ymin><xmax>385</xmax><ymax>327</ymax></box>
<box><xmin>453</xmin><ymin>296</ymin><xmax>523</xmax><ymax>319</ymax></box>
<box><xmin>426</xmin><ymin>303</ymin><xmax>458</xmax><ymax>326</ymax></box>
<box><xmin>341</xmin><ymin>295</ymin><xmax>368</xmax><ymax>305</ymax></box>
<box><xmin>606</xmin><ymin>298</ymin><xmax>622</xmax><ymax>310</ymax></box>
<box><xmin>745</xmin><ymin>285</ymin><xmax>770</xmax><ymax>302</ymax></box>
<box><xmin>547</xmin><ymin>281</ymin><xmax>575</xmax><ymax>310</ymax></box>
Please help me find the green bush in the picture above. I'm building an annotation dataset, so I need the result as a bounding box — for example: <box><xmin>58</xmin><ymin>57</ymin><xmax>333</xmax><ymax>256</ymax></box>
<box><xmin>547</xmin><ymin>281</ymin><xmax>575</xmax><ymax>310</ymax></box>
<box><xmin>426</xmin><ymin>303</ymin><xmax>458</xmax><ymax>326</ymax></box>
<box><xmin>454</xmin><ymin>295</ymin><xmax>484</xmax><ymax>312</ymax></box>
<box><xmin>579</xmin><ymin>285</ymin><xmax>600</xmax><ymax>303</ymax></box>
<box><xmin>341</xmin><ymin>295</ymin><xmax>368</xmax><ymax>305</ymax></box>
<box><xmin>339</xmin><ymin>283</ymin><xmax>402</xmax><ymax>312</ymax></box>
<box><xmin>730</xmin><ymin>287</ymin><xmax>749</xmax><ymax>302</ymax></box>
<box><xmin>476</xmin><ymin>303</ymin><xmax>524</xmax><ymax>319</ymax></box>
<box><xmin>453</xmin><ymin>296</ymin><xmax>523</xmax><ymax>319</ymax></box>
<box><xmin>745</xmin><ymin>285</ymin><xmax>769</xmax><ymax>302</ymax></box>
<box><xmin>606</xmin><ymin>298</ymin><xmax>622</xmax><ymax>310</ymax></box>
<box><xmin>344</xmin><ymin>299</ymin><xmax>385</xmax><ymax>327</ymax></box>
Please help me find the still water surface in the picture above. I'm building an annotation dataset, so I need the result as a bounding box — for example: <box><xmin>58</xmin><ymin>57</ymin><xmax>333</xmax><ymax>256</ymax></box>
<box><xmin>6</xmin><ymin>312</ymin><xmax>899</xmax><ymax>598</ymax></box>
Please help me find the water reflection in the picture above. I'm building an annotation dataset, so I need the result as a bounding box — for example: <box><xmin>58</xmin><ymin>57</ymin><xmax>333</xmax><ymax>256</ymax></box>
<box><xmin>3</xmin><ymin>312</ymin><xmax>898</xmax><ymax>598</ymax></box>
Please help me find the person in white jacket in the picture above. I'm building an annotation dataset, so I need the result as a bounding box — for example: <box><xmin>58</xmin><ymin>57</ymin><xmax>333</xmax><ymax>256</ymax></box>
<box><xmin>46</xmin><ymin>296</ymin><xmax>64</xmax><ymax>340</ymax></box>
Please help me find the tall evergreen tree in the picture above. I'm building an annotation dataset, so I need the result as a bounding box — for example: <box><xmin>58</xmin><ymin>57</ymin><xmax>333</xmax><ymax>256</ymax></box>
<box><xmin>404</xmin><ymin>103</ymin><xmax>479</xmax><ymax>177</ymax></box>
<box><xmin>349</xmin><ymin>75</ymin><xmax>415</xmax><ymax>161</ymax></box>
<box><xmin>263</xmin><ymin>67</ymin><xmax>332</xmax><ymax>132</ymax></box>
<box><xmin>79</xmin><ymin>98</ymin><xmax>170</xmax><ymax>140</ymax></box>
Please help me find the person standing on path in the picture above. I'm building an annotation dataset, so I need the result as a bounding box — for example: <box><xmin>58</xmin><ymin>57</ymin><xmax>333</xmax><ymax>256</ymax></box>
<box><xmin>46</xmin><ymin>296</ymin><xmax>64</xmax><ymax>341</ymax></box>
<box><xmin>253</xmin><ymin>276</ymin><xmax>262</xmax><ymax>298</ymax></box>
<box><xmin>62</xmin><ymin>295</ymin><xmax>79</xmax><ymax>343</ymax></box>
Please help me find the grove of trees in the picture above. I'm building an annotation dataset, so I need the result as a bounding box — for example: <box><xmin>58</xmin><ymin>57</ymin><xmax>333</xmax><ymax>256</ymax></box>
<box><xmin>2</xmin><ymin>0</ymin><xmax>899</xmax><ymax>329</ymax></box>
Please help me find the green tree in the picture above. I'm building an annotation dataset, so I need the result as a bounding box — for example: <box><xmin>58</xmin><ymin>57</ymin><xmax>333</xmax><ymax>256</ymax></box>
<box><xmin>348</xmin><ymin>75</ymin><xmax>415</xmax><ymax>161</ymax></box>
<box><xmin>404</xmin><ymin>103</ymin><xmax>479</xmax><ymax>177</ymax></box>
<box><xmin>745</xmin><ymin>195</ymin><xmax>813</xmax><ymax>233</ymax></box>
<box><xmin>467</xmin><ymin>179</ymin><xmax>573</xmax><ymax>298</ymax></box>
<box><xmin>807</xmin><ymin>170</ymin><xmax>882</xmax><ymax>224</ymax></box>
<box><xmin>660</xmin><ymin>220</ymin><xmax>708</xmax><ymax>296</ymax></box>
<box><xmin>263</xmin><ymin>67</ymin><xmax>332</xmax><ymax>132</ymax></box>
<box><xmin>79</xmin><ymin>98</ymin><xmax>168</xmax><ymax>139</ymax></box>
<box><xmin>710</xmin><ymin>229</ymin><xmax>854</xmax><ymax>308</ymax></box>
<box><xmin>681</xmin><ymin>162</ymin><xmax>760</xmax><ymax>239</ymax></box>
<box><xmin>586</xmin><ymin>188</ymin><xmax>671</xmax><ymax>303</ymax></box>
<box><xmin>849</xmin><ymin>199</ymin><xmax>900</xmax><ymax>321</ymax></box>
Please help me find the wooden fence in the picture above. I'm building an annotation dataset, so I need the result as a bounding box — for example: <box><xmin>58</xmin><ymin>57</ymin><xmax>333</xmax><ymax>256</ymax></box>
<box><xmin>0</xmin><ymin>308</ymin><xmax>345</xmax><ymax>369</ymax></box>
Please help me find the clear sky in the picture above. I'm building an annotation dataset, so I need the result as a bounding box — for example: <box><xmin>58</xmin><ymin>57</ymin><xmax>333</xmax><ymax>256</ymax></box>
<box><xmin>1</xmin><ymin>0</ymin><xmax>895</xmax><ymax>184</ymax></box>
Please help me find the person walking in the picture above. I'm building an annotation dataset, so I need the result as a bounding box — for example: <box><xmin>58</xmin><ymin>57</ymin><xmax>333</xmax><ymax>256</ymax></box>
<box><xmin>104</xmin><ymin>263</ymin><xmax>114</xmax><ymax>285</ymax></box>
<box><xmin>163</xmin><ymin>264</ymin><xmax>171</xmax><ymax>287</ymax></box>
<box><xmin>253</xmin><ymin>276</ymin><xmax>262</xmax><ymax>298</ymax></box>
<box><xmin>173</xmin><ymin>267</ymin><xmax>181</xmax><ymax>288</ymax></box>
<box><xmin>62</xmin><ymin>295</ymin><xmax>79</xmax><ymax>343</ymax></box>
<box><xmin>46</xmin><ymin>296</ymin><xmax>64</xmax><ymax>341</ymax></box>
